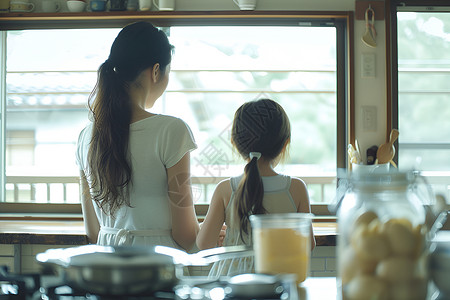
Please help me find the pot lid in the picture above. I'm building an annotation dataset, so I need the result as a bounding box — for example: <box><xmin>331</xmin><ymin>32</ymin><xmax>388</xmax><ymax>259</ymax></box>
<box><xmin>36</xmin><ymin>244</ymin><xmax>174</xmax><ymax>268</ymax></box>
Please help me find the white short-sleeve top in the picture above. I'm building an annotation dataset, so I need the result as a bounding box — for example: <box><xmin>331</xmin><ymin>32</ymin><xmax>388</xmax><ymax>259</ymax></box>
<box><xmin>76</xmin><ymin>115</ymin><xmax>197</xmax><ymax>247</ymax></box>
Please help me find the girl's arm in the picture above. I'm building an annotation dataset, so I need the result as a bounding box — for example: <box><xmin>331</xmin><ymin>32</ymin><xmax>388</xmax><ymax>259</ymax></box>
<box><xmin>80</xmin><ymin>170</ymin><xmax>100</xmax><ymax>244</ymax></box>
<box><xmin>196</xmin><ymin>180</ymin><xmax>230</xmax><ymax>250</ymax></box>
<box><xmin>167</xmin><ymin>152</ymin><xmax>200</xmax><ymax>251</ymax></box>
<box><xmin>290</xmin><ymin>178</ymin><xmax>316</xmax><ymax>251</ymax></box>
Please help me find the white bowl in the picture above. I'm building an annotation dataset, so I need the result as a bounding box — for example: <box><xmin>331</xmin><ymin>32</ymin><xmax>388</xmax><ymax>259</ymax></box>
<box><xmin>67</xmin><ymin>0</ymin><xmax>86</xmax><ymax>12</ymax></box>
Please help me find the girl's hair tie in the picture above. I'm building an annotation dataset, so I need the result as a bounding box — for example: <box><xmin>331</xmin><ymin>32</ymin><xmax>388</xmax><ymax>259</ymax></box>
<box><xmin>249</xmin><ymin>152</ymin><xmax>261</xmax><ymax>160</ymax></box>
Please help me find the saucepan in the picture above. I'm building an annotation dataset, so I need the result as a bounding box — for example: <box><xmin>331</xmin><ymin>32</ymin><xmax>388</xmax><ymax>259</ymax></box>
<box><xmin>36</xmin><ymin>244</ymin><xmax>253</xmax><ymax>296</ymax></box>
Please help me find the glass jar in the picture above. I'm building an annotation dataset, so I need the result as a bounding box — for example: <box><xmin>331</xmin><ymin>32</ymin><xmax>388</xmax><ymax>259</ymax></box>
<box><xmin>250</xmin><ymin>213</ymin><xmax>312</xmax><ymax>284</ymax></box>
<box><xmin>337</xmin><ymin>171</ymin><xmax>429</xmax><ymax>300</ymax></box>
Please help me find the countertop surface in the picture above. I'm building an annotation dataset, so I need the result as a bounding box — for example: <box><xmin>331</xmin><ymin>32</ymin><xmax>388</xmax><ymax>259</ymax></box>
<box><xmin>300</xmin><ymin>278</ymin><xmax>440</xmax><ymax>300</ymax></box>
<box><xmin>0</xmin><ymin>219</ymin><xmax>337</xmax><ymax>246</ymax></box>
<box><xmin>300</xmin><ymin>277</ymin><xmax>338</xmax><ymax>299</ymax></box>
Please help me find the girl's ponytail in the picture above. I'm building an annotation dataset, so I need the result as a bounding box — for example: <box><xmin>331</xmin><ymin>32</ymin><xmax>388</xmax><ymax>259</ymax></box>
<box><xmin>231</xmin><ymin>99</ymin><xmax>291</xmax><ymax>243</ymax></box>
<box><xmin>234</xmin><ymin>155</ymin><xmax>265</xmax><ymax>242</ymax></box>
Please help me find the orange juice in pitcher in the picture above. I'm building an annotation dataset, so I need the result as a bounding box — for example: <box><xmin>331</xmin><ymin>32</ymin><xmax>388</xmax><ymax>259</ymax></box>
<box><xmin>250</xmin><ymin>214</ymin><xmax>312</xmax><ymax>284</ymax></box>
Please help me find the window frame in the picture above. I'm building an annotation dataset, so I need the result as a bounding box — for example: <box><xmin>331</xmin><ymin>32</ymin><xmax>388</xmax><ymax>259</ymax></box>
<box><xmin>386</xmin><ymin>0</ymin><xmax>450</xmax><ymax>165</ymax></box>
<box><xmin>0</xmin><ymin>11</ymin><xmax>354</xmax><ymax>217</ymax></box>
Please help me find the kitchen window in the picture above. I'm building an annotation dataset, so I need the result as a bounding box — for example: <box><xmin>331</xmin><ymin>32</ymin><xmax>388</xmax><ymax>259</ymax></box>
<box><xmin>388</xmin><ymin>2</ymin><xmax>450</xmax><ymax>198</ymax></box>
<box><xmin>0</xmin><ymin>14</ymin><xmax>352</xmax><ymax>212</ymax></box>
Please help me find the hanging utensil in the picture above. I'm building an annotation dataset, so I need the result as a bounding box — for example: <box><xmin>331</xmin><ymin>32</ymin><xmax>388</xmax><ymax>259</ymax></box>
<box><xmin>355</xmin><ymin>140</ymin><xmax>362</xmax><ymax>164</ymax></box>
<box><xmin>366</xmin><ymin>145</ymin><xmax>378</xmax><ymax>165</ymax></box>
<box><xmin>362</xmin><ymin>6</ymin><xmax>377</xmax><ymax>48</ymax></box>
<box><xmin>348</xmin><ymin>144</ymin><xmax>359</xmax><ymax>164</ymax></box>
<box><xmin>376</xmin><ymin>129</ymin><xmax>399</xmax><ymax>165</ymax></box>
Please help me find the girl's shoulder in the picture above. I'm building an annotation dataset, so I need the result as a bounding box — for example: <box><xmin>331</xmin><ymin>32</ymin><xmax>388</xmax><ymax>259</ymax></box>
<box><xmin>288</xmin><ymin>176</ymin><xmax>310</xmax><ymax>212</ymax></box>
<box><xmin>289</xmin><ymin>176</ymin><xmax>308</xmax><ymax>196</ymax></box>
<box><xmin>289</xmin><ymin>176</ymin><xmax>307</xmax><ymax>188</ymax></box>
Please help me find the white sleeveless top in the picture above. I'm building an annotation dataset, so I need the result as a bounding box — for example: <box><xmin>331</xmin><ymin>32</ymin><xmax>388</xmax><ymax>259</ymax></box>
<box><xmin>208</xmin><ymin>174</ymin><xmax>298</xmax><ymax>277</ymax></box>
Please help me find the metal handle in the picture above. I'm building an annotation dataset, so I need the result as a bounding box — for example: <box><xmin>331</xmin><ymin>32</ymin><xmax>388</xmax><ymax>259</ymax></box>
<box><xmin>429</xmin><ymin>210</ymin><xmax>449</xmax><ymax>240</ymax></box>
<box><xmin>155</xmin><ymin>245</ymin><xmax>254</xmax><ymax>266</ymax></box>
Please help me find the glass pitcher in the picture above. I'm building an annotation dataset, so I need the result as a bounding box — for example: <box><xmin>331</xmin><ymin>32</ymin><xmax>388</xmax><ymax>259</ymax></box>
<box><xmin>337</xmin><ymin>171</ymin><xmax>429</xmax><ymax>300</ymax></box>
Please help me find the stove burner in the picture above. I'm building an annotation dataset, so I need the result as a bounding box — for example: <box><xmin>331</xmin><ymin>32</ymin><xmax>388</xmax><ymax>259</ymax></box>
<box><xmin>38</xmin><ymin>280</ymin><xmax>176</xmax><ymax>300</ymax></box>
<box><xmin>0</xmin><ymin>266</ymin><xmax>41</xmax><ymax>300</ymax></box>
<box><xmin>0</xmin><ymin>266</ymin><xmax>294</xmax><ymax>300</ymax></box>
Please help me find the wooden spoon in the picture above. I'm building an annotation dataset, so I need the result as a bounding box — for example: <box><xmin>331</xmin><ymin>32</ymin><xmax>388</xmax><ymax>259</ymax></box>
<box><xmin>376</xmin><ymin>129</ymin><xmax>399</xmax><ymax>164</ymax></box>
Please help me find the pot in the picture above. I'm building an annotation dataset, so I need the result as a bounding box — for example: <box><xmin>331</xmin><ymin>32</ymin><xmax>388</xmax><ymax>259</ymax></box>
<box><xmin>36</xmin><ymin>244</ymin><xmax>253</xmax><ymax>296</ymax></box>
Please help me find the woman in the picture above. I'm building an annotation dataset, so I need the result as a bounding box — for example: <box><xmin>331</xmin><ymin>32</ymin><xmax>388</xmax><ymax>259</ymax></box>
<box><xmin>76</xmin><ymin>22</ymin><xmax>199</xmax><ymax>251</ymax></box>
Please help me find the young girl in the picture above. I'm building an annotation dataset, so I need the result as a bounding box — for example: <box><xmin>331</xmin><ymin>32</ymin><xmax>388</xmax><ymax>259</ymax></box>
<box><xmin>196</xmin><ymin>98</ymin><xmax>316</xmax><ymax>276</ymax></box>
<box><xmin>76</xmin><ymin>22</ymin><xmax>199</xmax><ymax>250</ymax></box>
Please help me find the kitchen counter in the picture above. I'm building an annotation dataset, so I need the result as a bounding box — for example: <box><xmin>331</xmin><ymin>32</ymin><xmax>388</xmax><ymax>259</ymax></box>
<box><xmin>0</xmin><ymin>218</ymin><xmax>337</xmax><ymax>274</ymax></box>
<box><xmin>0</xmin><ymin>220</ymin><xmax>337</xmax><ymax>246</ymax></box>
<box><xmin>300</xmin><ymin>277</ymin><xmax>338</xmax><ymax>299</ymax></box>
<box><xmin>300</xmin><ymin>278</ymin><xmax>440</xmax><ymax>300</ymax></box>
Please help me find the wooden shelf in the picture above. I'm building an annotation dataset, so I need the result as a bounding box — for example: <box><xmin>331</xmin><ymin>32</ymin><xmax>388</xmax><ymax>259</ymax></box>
<box><xmin>0</xmin><ymin>10</ymin><xmax>352</xmax><ymax>29</ymax></box>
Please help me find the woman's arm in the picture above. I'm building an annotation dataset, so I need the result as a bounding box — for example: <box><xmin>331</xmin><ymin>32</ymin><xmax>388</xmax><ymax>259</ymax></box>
<box><xmin>196</xmin><ymin>180</ymin><xmax>230</xmax><ymax>250</ymax></box>
<box><xmin>291</xmin><ymin>178</ymin><xmax>316</xmax><ymax>251</ymax></box>
<box><xmin>167</xmin><ymin>152</ymin><xmax>200</xmax><ymax>251</ymax></box>
<box><xmin>80</xmin><ymin>170</ymin><xmax>100</xmax><ymax>244</ymax></box>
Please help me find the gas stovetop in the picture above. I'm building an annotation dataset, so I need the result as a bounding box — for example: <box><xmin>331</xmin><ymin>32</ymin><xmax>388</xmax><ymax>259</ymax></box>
<box><xmin>0</xmin><ymin>266</ymin><xmax>297</xmax><ymax>300</ymax></box>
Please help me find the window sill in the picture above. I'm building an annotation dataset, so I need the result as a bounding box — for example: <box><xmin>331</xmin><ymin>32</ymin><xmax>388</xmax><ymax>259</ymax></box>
<box><xmin>0</xmin><ymin>218</ymin><xmax>337</xmax><ymax>246</ymax></box>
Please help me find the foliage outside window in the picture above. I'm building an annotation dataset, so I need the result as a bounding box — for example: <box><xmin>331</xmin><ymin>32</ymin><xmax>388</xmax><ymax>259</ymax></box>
<box><xmin>397</xmin><ymin>12</ymin><xmax>450</xmax><ymax>172</ymax></box>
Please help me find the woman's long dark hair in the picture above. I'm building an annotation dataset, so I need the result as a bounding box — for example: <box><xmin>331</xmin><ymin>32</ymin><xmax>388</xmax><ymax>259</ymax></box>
<box><xmin>87</xmin><ymin>22</ymin><xmax>173</xmax><ymax>215</ymax></box>
<box><xmin>231</xmin><ymin>99</ymin><xmax>291</xmax><ymax>241</ymax></box>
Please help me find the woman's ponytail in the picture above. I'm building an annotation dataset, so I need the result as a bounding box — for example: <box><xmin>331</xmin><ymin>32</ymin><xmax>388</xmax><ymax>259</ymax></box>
<box><xmin>88</xmin><ymin>60</ymin><xmax>132</xmax><ymax>215</ymax></box>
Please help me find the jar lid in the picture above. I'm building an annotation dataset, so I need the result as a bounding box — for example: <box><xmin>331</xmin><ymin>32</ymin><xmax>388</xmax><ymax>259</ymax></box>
<box><xmin>249</xmin><ymin>213</ymin><xmax>314</xmax><ymax>229</ymax></box>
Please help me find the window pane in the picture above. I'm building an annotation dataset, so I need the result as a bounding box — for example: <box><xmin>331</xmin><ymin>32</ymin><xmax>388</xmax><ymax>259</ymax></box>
<box><xmin>397</xmin><ymin>12</ymin><xmax>450</xmax><ymax>171</ymax></box>
<box><xmin>161</xmin><ymin>26</ymin><xmax>337</xmax><ymax>179</ymax></box>
<box><xmin>4</xmin><ymin>26</ymin><xmax>338</xmax><ymax>204</ymax></box>
<box><xmin>5</xmin><ymin>29</ymin><xmax>120</xmax><ymax>203</ymax></box>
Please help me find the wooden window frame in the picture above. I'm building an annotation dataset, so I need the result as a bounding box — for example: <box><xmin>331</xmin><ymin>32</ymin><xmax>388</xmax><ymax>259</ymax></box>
<box><xmin>385</xmin><ymin>0</ymin><xmax>450</xmax><ymax>163</ymax></box>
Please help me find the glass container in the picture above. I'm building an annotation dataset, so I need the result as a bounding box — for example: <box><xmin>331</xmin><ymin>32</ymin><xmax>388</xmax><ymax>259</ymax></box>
<box><xmin>250</xmin><ymin>213</ymin><xmax>312</xmax><ymax>285</ymax></box>
<box><xmin>337</xmin><ymin>171</ymin><xmax>429</xmax><ymax>300</ymax></box>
